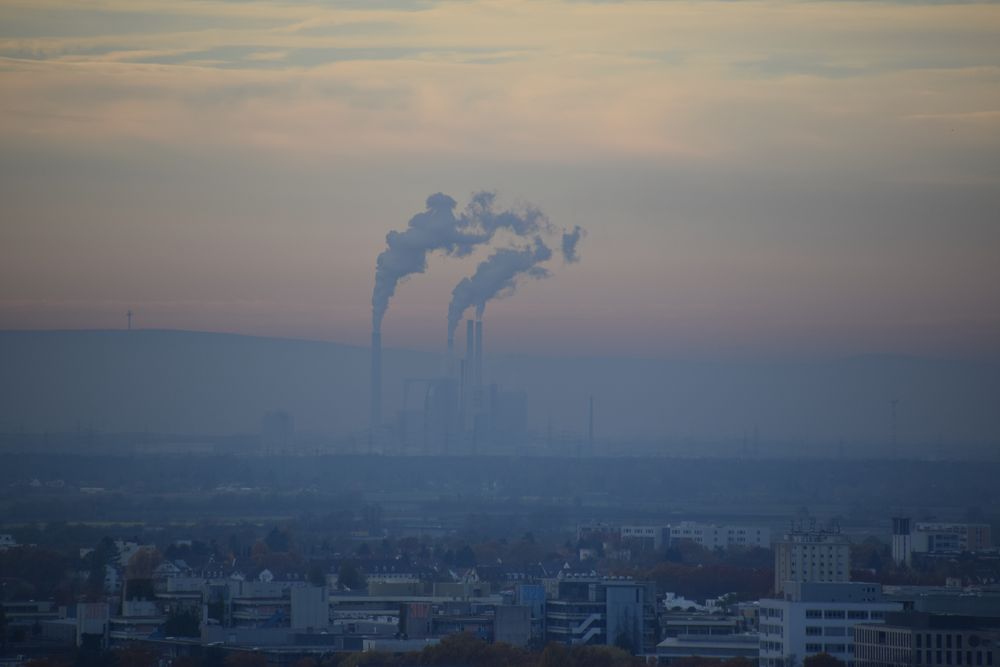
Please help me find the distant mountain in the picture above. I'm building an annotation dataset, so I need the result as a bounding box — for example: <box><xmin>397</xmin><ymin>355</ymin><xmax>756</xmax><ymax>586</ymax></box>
<box><xmin>1</xmin><ymin>329</ymin><xmax>997</xmax><ymax>455</ymax></box>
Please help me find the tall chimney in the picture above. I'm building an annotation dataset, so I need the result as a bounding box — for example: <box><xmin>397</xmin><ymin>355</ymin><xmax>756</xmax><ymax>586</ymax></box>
<box><xmin>465</xmin><ymin>319</ymin><xmax>474</xmax><ymax>388</ymax></box>
<box><xmin>370</xmin><ymin>331</ymin><xmax>382</xmax><ymax>432</ymax></box>
<box><xmin>475</xmin><ymin>320</ymin><xmax>484</xmax><ymax>388</ymax></box>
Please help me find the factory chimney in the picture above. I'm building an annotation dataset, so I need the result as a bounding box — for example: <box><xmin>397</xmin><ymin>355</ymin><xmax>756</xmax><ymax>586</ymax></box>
<box><xmin>465</xmin><ymin>320</ymin><xmax>474</xmax><ymax>387</ymax></box>
<box><xmin>475</xmin><ymin>320</ymin><xmax>483</xmax><ymax>388</ymax></box>
<box><xmin>370</xmin><ymin>331</ymin><xmax>382</xmax><ymax>433</ymax></box>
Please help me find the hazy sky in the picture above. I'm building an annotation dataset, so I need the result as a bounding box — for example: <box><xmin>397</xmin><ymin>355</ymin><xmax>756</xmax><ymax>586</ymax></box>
<box><xmin>1</xmin><ymin>0</ymin><xmax>999</xmax><ymax>361</ymax></box>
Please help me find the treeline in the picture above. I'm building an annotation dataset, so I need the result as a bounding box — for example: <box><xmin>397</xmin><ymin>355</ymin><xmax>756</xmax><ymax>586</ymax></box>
<box><xmin>23</xmin><ymin>634</ymin><xmax>762</xmax><ymax>667</ymax></box>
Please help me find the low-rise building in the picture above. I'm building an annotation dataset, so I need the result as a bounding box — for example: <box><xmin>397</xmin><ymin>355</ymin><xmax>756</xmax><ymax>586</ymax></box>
<box><xmin>544</xmin><ymin>574</ymin><xmax>657</xmax><ymax>653</ymax></box>
<box><xmin>656</xmin><ymin>633</ymin><xmax>760</xmax><ymax>665</ymax></box>
<box><xmin>854</xmin><ymin>612</ymin><xmax>1000</xmax><ymax>667</ymax></box>
<box><xmin>758</xmin><ymin>582</ymin><xmax>901</xmax><ymax>667</ymax></box>
<box><xmin>669</xmin><ymin>522</ymin><xmax>771</xmax><ymax>551</ymax></box>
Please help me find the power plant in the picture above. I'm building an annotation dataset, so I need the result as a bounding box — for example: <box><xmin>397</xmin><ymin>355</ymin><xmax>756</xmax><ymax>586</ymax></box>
<box><xmin>368</xmin><ymin>191</ymin><xmax>585</xmax><ymax>455</ymax></box>
<box><xmin>371</xmin><ymin>318</ymin><xmax>530</xmax><ymax>456</ymax></box>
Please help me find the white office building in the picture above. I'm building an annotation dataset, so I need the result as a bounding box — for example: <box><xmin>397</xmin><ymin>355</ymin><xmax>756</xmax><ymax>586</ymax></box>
<box><xmin>759</xmin><ymin>582</ymin><xmax>901</xmax><ymax>667</ymax></box>
<box><xmin>668</xmin><ymin>521</ymin><xmax>772</xmax><ymax>550</ymax></box>
<box><xmin>774</xmin><ymin>527</ymin><xmax>851</xmax><ymax>595</ymax></box>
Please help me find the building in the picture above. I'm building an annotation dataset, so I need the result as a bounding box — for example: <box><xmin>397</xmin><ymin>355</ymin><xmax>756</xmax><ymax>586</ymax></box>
<box><xmin>891</xmin><ymin>520</ymin><xmax>993</xmax><ymax>566</ymax></box>
<box><xmin>758</xmin><ymin>582</ymin><xmax>901</xmax><ymax>667</ymax></box>
<box><xmin>669</xmin><ymin>522</ymin><xmax>772</xmax><ymax>551</ymax></box>
<box><xmin>774</xmin><ymin>526</ymin><xmax>851</xmax><ymax>596</ymax></box>
<box><xmin>893</xmin><ymin>518</ymin><xmax>913</xmax><ymax>567</ymax></box>
<box><xmin>544</xmin><ymin>575</ymin><xmax>658</xmax><ymax>653</ymax></box>
<box><xmin>912</xmin><ymin>523</ymin><xmax>992</xmax><ymax>555</ymax></box>
<box><xmin>854</xmin><ymin>612</ymin><xmax>1000</xmax><ymax>667</ymax></box>
<box><xmin>620</xmin><ymin>526</ymin><xmax>666</xmax><ymax>551</ymax></box>
<box><xmin>656</xmin><ymin>633</ymin><xmax>760</xmax><ymax>665</ymax></box>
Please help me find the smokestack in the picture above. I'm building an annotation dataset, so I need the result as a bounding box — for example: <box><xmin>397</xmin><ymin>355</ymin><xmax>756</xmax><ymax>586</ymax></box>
<box><xmin>370</xmin><ymin>331</ymin><xmax>382</xmax><ymax>432</ymax></box>
<box><xmin>465</xmin><ymin>319</ymin><xmax>474</xmax><ymax>372</ymax></box>
<box><xmin>475</xmin><ymin>320</ymin><xmax>483</xmax><ymax>388</ymax></box>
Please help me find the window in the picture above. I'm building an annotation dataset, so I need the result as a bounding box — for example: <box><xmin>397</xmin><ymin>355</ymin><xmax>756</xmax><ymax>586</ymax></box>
<box><xmin>806</xmin><ymin>643</ymin><xmax>823</xmax><ymax>653</ymax></box>
<box><xmin>806</xmin><ymin>609</ymin><xmax>823</xmax><ymax>619</ymax></box>
<box><xmin>825</xmin><ymin>610</ymin><xmax>846</xmax><ymax>619</ymax></box>
<box><xmin>849</xmin><ymin>610</ymin><xmax>869</xmax><ymax>620</ymax></box>
<box><xmin>807</xmin><ymin>627</ymin><xmax>823</xmax><ymax>636</ymax></box>
<box><xmin>826</xmin><ymin>627</ymin><xmax>847</xmax><ymax>636</ymax></box>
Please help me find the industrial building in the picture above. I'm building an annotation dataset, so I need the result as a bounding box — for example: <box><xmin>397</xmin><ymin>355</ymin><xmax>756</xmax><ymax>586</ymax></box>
<box><xmin>372</xmin><ymin>318</ymin><xmax>530</xmax><ymax>455</ymax></box>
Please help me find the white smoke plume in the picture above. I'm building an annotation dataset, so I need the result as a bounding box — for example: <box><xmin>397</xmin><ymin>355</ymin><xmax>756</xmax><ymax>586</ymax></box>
<box><xmin>371</xmin><ymin>192</ymin><xmax>544</xmax><ymax>333</ymax></box>
<box><xmin>447</xmin><ymin>236</ymin><xmax>553</xmax><ymax>345</ymax></box>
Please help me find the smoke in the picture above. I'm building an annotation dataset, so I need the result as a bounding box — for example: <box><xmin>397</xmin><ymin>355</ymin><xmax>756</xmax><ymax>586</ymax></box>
<box><xmin>372</xmin><ymin>192</ymin><xmax>544</xmax><ymax>332</ymax></box>
<box><xmin>562</xmin><ymin>225</ymin><xmax>584</xmax><ymax>263</ymax></box>
<box><xmin>447</xmin><ymin>236</ymin><xmax>553</xmax><ymax>345</ymax></box>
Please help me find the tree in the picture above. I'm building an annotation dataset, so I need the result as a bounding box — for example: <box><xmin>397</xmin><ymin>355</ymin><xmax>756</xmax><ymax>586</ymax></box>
<box><xmin>125</xmin><ymin>547</ymin><xmax>162</xmax><ymax>579</ymax></box>
<box><xmin>337</xmin><ymin>561</ymin><xmax>365</xmax><ymax>591</ymax></box>
<box><xmin>265</xmin><ymin>527</ymin><xmax>291</xmax><ymax>553</ymax></box>
<box><xmin>804</xmin><ymin>654</ymin><xmax>846</xmax><ymax>667</ymax></box>
<box><xmin>0</xmin><ymin>604</ymin><xmax>7</xmax><ymax>653</ymax></box>
<box><xmin>308</xmin><ymin>561</ymin><xmax>328</xmax><ymax>588</ymax></box>
<box><xmin>115</xmin><ymin>645</ymin><xmax>160</xmax><ymax>667</ymax></box>
<box><xmin>164</xmin><ymin>608</ymin><xmax>201</xmax><ymax>638</ymax></box>
<box><xmin>454</xmin><ymin>545</ymin><xmax>477</xmax><ymax>568</ymax></box>
<box><xmin>224</xmin><ymin>653</ymin><xmax>268</xmax><ymax>667</ymax></box>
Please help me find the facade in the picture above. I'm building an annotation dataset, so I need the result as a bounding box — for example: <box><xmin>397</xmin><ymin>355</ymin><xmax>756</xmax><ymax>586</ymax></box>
<box><xmin>774</xmin><ymin>527</ymin><xmax>851</xmax><ymax>595</ymax></box>
<box><xmin>892</xmin><ymin>519</ymin><xmax>992</xmax><ymax>565</ymax></box>
<box><xmin>913</xmin><ymin>523</ymin><xmax>992</xmax><ymax>555</ymax></box>
<box><xmin>854</xmin><ymin>612</ymin><xmax>1000</xmax><ymax>667</ymax></box>
<box><xmin>656</xmin><ymin>634</ymin><xmax>760</xmax><ymax>665</ymax></box>
<box><xmin>758</xmin><ymin>582</ymin><xmax>901</xmax><ymax>667</ymax></box>
<box><xmin>893</xmin><ymin>517</ymin><xmax>913</xmax><ymax>567</ymax></box>
<box><xmin>620</xmin><ymin>525</ymin><xmax>666</xmax><ymax>551</ymax></box>
<box><xmin>544</xmin><ymin>575</ymin><xmax>658</xmax><ymax>653</ymax></box>
<box><xmin>669</xmin><ymin>521</ymin><xmax>772</xmax><ymax>550</ymax></box>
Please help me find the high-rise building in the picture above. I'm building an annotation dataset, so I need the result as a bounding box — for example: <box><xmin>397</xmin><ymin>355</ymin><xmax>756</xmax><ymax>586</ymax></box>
<box><xmin>774</xmin><ymin>525</ymin><xmax>851</xmax><ymax>595</ymax></box>
<box><xmin>892</xmin><ymin>517</ymin><xmax>913</xmax><ymax>567</ymax></box>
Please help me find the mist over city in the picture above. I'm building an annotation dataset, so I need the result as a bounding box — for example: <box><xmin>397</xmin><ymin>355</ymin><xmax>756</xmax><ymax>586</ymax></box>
<box><xmin>1</xmin><ymin>2</ymin><xmax>999</xmax><ymax>667</ymax></box>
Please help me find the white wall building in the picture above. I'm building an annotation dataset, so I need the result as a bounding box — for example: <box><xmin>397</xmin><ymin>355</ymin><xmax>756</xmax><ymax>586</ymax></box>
<box><xmin>669</xmin><ymin>521</ymin><xmax>771</xmax><ymax>550</ymax></box>
<box><xmin>759</xmin><ymin>582</ymin><xmax>901</xmax><ymax>667</ymax></box>
<box><xmin>620</xmin><ymin>525</ymin><xmax>666</xmax><ymax>550</ymax></box>
<box><xmin>774</xmin><ymin>527</ymin><xmax>851</xmax><ymax>595</ymax></box>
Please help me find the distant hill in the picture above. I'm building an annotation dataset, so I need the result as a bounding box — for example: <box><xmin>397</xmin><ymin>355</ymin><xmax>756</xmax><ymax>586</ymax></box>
<box><xmin>1</xmin><ymin>329</ymin><xmax>998</xmax><ymax>456</ymax></box>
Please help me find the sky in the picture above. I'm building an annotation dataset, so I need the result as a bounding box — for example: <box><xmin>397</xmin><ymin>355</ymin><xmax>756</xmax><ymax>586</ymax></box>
<box><xmin>1</xmin><ymin>0</ymin><xmax>999</xmax><ymax>362</ymax></box>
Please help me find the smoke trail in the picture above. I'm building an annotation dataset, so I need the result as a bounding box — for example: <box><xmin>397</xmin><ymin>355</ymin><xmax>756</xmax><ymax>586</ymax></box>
<box><xmin>447</xmin><ymin>236</ymin><xmax>553</xmax><ymax>345</ymax></box>
<box><xmin>562</xmin><ymin>225</ymin><xmax>584</xmax><ymax>263</ymax></box>
<box><xmin>372</xmin><ymin>192</ymin><xmax>544</xmax><ymax>333</ymax></box>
